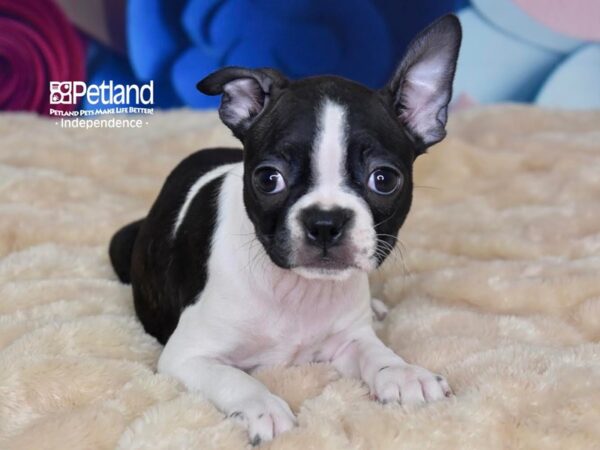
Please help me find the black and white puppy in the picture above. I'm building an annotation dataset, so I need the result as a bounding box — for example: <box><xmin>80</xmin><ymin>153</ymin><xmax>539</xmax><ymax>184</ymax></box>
<box><xmin>110</xmin><ymin>15</ymin><xmax>461</xmax><ymax>445</ymax></box>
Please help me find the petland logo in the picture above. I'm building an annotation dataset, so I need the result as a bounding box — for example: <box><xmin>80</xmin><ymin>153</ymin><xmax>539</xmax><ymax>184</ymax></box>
<box><xmin>49</xmin><ymin>80</ymin><xmax>154</xmax><ymax>129</ymax></box>
<box><xmin>49</xmin><ymin>80</ymin><xmax>154</xmax><ymax>105</ymax></box>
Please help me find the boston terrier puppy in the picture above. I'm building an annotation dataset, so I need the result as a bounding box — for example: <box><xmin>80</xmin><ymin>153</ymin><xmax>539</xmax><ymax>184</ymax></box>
<box><xmin>109</xmin><ymin>15</ymin><xmax>461</xmax><ymax>445</ymax></box>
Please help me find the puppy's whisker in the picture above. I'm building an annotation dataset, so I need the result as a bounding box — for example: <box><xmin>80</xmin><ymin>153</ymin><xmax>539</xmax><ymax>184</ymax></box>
<box><xmin>374</xmin><ymin>236</ymin><xmax>410</xmax><ymax>276</ymax></box>
<box><xmin>375</xmin><ymin>233</ymin><xmax>400</xmax><ymax>240</ymax></box>
<box><xmin>414</xmin><ymin>184</ymin><xmax>441</xmax><ymax>191</ymax></box>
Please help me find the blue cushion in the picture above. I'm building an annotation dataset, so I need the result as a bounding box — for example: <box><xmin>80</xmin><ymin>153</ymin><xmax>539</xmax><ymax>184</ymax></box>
<box><xmin>86</xmin><ymin>0</ymin><xmax>462</xmax><ymax>109</ymax></box>
<box><xmin>536</xmin><ymin>44</ymin><xmax>600</xmax><ymax>109</ymax></box>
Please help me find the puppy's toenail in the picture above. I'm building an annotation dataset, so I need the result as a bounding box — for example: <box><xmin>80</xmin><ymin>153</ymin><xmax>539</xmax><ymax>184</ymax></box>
<box><xmin>378</xmin><ymin>366</ymin><xmax>390</xmax><ymax>372</ymax></box>
<box><xmin>257</xmin><ymin>413</ymin><xmax>264</xmax><ymax>419</ymax></box>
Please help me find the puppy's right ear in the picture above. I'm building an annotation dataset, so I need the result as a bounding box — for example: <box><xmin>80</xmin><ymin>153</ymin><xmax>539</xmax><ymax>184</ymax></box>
<box><xmin>197</xmin><ymin>67</ymin><xmax>288</xmax><ymax>140</ymax></box>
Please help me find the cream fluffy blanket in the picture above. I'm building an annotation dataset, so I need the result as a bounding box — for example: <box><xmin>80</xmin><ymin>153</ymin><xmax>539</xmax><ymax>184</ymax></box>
<box><xmin>1</xmin><ymin>106</ymin><xmax>599</xmax><ymax>450</ymax></box>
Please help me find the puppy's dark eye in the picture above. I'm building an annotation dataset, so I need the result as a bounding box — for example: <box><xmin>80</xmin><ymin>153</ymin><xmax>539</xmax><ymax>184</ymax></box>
<box><xmin>253</xmin><ymin>167</ymin><xmax>286</xmax><ymax>194</ymax></box>
<box><xmin>367</xmin><ymin>168</ymin><xmax>403</xmax><ymax>195</ymax></box>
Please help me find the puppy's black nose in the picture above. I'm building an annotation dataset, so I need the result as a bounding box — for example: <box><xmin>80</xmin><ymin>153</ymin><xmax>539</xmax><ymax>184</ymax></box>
<box><xmin>301</xmin><ymin>208</ymin><xmax>353</xmax><ymax>249</ymax></box>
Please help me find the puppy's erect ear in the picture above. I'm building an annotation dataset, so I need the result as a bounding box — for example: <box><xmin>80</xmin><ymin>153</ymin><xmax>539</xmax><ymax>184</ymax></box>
<box><xmin>385</xmin><ymin>15</ymin><xmax>462</xmax><ymax>152</ymax></box>
<box><xmin>197</xmin><ymin>67</ymin><xmax>288</xmax><ymax>139</ymax></box>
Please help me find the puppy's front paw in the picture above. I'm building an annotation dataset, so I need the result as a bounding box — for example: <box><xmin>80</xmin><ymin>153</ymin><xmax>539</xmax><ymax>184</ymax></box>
<box><xmin>227</xmin><ymin>393</ymin><xmax>296</xmax><ymax>446</ymax></box>
<box><xmin>373</xmin><ymin>364</ymin><xmax>452</xmax><ymax>405</ymax></box>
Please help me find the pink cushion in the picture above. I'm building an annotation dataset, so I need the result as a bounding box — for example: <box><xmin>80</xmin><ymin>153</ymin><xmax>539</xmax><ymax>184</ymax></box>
<box><xmin>0</xmin><ymin>0</ymin><xmax>85</xmax><ymax>114</ymax></box>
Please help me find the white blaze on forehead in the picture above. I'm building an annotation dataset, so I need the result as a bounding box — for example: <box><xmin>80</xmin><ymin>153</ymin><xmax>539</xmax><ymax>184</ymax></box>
<box><xmin>312</xmin><ymin>99</ymin><xmax>348</xmax><ymax>198</ymax></box>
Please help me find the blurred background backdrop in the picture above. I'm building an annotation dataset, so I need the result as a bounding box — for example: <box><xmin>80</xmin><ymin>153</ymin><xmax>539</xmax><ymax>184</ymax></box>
<box><xmin>1</xmin><ymin>0</ymin><xmax>599</xmax><ymax>115</ymax></box>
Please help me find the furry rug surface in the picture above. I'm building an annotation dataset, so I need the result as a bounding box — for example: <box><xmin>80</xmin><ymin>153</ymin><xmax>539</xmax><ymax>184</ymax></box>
<box><xmin>0</xmin><ymin>106</ymin><xmax>599</xmax><ymax>449</ymax></box>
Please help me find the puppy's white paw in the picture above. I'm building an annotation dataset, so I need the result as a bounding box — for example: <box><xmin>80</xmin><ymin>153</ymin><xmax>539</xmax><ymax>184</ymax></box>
<box><xmin>227</xmin><ymin>393</ymin><xmax>296</xmax><ymax>446</ymax></box>
<box><xmin>372</xmin><ymin>364</ymin><xmax>452</xmax><ymax>405</ymax></box>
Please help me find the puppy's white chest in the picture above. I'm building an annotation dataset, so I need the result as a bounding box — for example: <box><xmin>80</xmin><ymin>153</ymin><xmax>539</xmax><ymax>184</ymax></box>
<box><xmin>223</xmin><ymin>273</ymin><xmax>371</xmax><ymax>370</ymax></box>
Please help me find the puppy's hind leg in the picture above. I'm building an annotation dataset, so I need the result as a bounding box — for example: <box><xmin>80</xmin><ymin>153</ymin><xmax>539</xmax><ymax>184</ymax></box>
<box><xmin>158</xmin><ymin>354</ymin><xmax>296</xmax><ymax>445</ymax></box>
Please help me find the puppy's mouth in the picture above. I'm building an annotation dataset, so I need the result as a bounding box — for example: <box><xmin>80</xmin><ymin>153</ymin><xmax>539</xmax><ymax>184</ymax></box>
<box><xmin>299</xmin><ymin>256</ymin><xmax>354</xmax><ymax>270</ymax></box>
<box><xmin>291</xmin><ymin>246</ymin><xmax>364</xmax><ymax>280</ymax></box>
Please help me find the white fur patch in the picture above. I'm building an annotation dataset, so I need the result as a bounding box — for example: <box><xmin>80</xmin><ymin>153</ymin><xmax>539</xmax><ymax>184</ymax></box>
<box><xmin>312</xmin><ymin>100</ymin><xmax>347</xmax><ymax>195</ymax></box>
<box><xmin>171</xmin><ymin>163</ymin><xmax>238</xmax><ymax>239</ymax></box>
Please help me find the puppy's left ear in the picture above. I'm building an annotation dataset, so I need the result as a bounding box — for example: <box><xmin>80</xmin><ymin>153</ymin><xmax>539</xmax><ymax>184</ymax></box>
<box><xmin>197</xmin><ymin>67</ymin><xmax>288</xmax><ymax>140</ymax></box>
<box><xmin>384</xmin><ymin>14</ymin><xmax>462</xmax><ymax>154</ymax></box>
